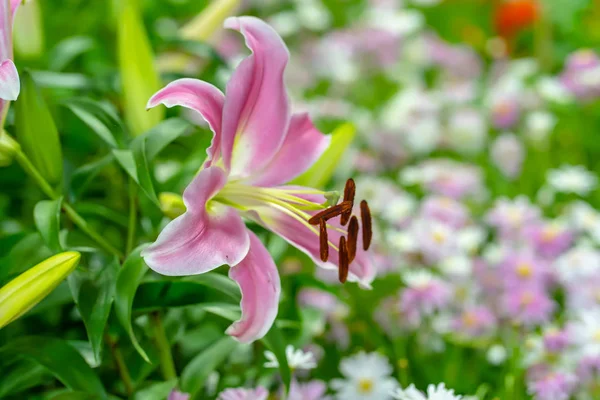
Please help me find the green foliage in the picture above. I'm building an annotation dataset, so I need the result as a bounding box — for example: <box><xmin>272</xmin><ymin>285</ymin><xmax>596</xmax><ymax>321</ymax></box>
<box><xmin>0</xmin><ymin>337</ymin><xmax>107</xmax><ymax>397</ymax></box>
<box><xmin>15</xmin><ymin>71</ymin><xmax>63</xmax><ymax>185</ymax></box>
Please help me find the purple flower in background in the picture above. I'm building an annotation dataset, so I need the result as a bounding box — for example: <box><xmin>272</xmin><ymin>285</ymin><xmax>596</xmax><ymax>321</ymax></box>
<box><xmin>527</xmin><ymin>370</ymin><xmax>577</xmax><ymax>400</ymax></box>
<box><xmin>168</xmin><ymin>390</ymin><xmax>190</xmax><ymax>400</ymax></box>
<box><xmin>576</xmin><ymin>356</ymin><xmax>600</xmax><ymax>385</ymax></box>
<box><xmin>559</xmin><ymin>49</ymin><xmax>600</xmax><ymax>100</ymax></box>
<box><xmin>486</xmin><ymin>196</ymin><xmax>541</xmax><ymax>240</ymax></box>
<box><xmin>523</xmin><ymin>222</ymin><xmax>574</xmax><ymax>258</ymax></box>
<box><xmin>217</xmin><ymin>387</ymin><xmax>268</xmax><ymax>400</ymax></box>
<box><xmin>542</xmin><ymin>328</ymin><xmax>570</xmax><ymax>353</ymax></box>
<box><xmin>420</xmin><ymin>196</ymin><xmax>470</xmax><ymax>229</ymax></box>
<box><xmin>287</xmin><ymin>379</ymin><xmax>328</xmax><ymax>400</ymax></box>
<box><xmin>490</xmin><ymin>95</ymin><xmax>520</xmax><ymax>129</ymax></box>
<box><xmin>502</xmin><ymin>287</ymin><xmax>554</xmax><ymax>327</ymax></box>
<box><xmin>453</xmin><ymin>306</ymin><xmax>497</xmax><ymax>337</ymax></box>
<box><xmin>401</xmin><ymin>271</ymin><xmax>452</xmax><ymax>317</ymax></box>
<box><xmin>499</xmin><ymin>250</ymin><xmax>550</xmax><ymax>290</ymax></box>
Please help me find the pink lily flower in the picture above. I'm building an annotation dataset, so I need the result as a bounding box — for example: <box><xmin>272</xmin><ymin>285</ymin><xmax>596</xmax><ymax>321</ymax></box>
<box><xmin>0</xmin><ymin>0</ymin><xmax>21</xmax><ymax>123</ymax></box>
<box><xmin>141</xmin><ymin>16</ymin><xmax>375</xmax><ymax>343</ymax></box>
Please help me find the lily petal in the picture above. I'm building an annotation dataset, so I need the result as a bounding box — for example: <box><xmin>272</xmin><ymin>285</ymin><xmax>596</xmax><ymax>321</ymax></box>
<box><xmin>10</xmin><ymin>0</ymin><xmax>20</xmax><ymax>22</ymax></box>
<box><xmin>141</xmin><ymin>166</ymin><xmax>250</xmax><ymax>275</ymax></box>
<box><xmin>226</xmin><ymin>230</ymin><xmax>281</xmax><ymax>343</ymax></box>
<box><xmin>147</xmin><ymin>78</ymin><xmax>225</xmax><ymax>166</ymax></box>
<box><xmin>249</xmin><ymin>191</ymin><xmax>376</xmax><ymax>288</ymax></box>
<box><xmin>221</xmin><ymin>16</ymin><xmax>290</xmax><ymax>178</ymax></box>
<box><xmin>0</xmin><ymin>59</ymin><xmax>18</xmax><ymax>101</ymax></box>
<box><xmin>247</xmin><ymin>113</ymin><xmax>331</xmax><ymax>187</ymax></box>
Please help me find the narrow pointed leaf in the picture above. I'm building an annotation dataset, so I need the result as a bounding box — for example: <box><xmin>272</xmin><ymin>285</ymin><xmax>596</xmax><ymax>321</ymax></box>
<box><xmin>180</xmin><ymin>337</ymin><xmax>238</xmax><ymax>396</ymax></box>
<box><xmin>65</xmin><ymin>99</ymin><xmax>123</xmax><ymax>148</ymax></box>
<box><xmin>113</xmin><ymin>144</ymin><xmax>159</xmax><ymax>207</ymax></box>
<box><xmin>291</xmin><ymin>122</ymin><xmax>355</xmax><ymax>188</ymax></box>
<box><xmin>114</xmin><ymin>245</ymin><xmax>151</xmax><ymax>362</ymax></box>
<box><xmin>131</xmin><ymin>118</ymin><xmax>190</xmax><ymax>161</ymax></box>
<box><xmin>15</xmin><ymin>71</ymin><xmax>63</xmax><ymax>185</ymax></box>
<box><xmin>33</xmin><ymin>197</ymin><xmax>63</xmax><ymax>253</ymax></box>
<box><xmin>69</xmin><ymin>258</ymin><xmax>119</xmax><ymax>365</ymax></box>
<box><xmin>117</xmin><ymin>0</ymin><xmax>164</xmax><ymax>136</ymax></box>
<box><xmin>262</xmin><ymin>324</ymin><xmax>292</xmax><ymax>393</ymax></box>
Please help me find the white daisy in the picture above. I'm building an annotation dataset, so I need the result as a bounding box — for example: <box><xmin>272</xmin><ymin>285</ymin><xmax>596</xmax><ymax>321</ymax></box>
<box><xmin>331</xmin><ymin>352</ymin><xmax>398</xmax><ymax>400</ymax></box>
<box><xmin>547</xmin><ymin>165</ymin><xmax>597</xmax><ymax>196</ymax></box>
<box><xmin>391</xmin><ymin>383</ymin><xmax>462</xmax><ymax>400</ymax></box>
<box><xmin>264</xmin><ymin>345</ymin><xmax>317</xmax><ymax>370</ymax></box>
<box><xmin>570</xmin><ymin>311</ymin><xmax>600</xmax><ymax>357</ymax></box>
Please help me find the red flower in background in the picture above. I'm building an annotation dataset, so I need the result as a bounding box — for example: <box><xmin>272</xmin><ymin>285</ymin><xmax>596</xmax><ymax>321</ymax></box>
<box><xmin>494</xmin><ymin>0</ymin><xmax>539</xmax><ymax>38</ymax></box>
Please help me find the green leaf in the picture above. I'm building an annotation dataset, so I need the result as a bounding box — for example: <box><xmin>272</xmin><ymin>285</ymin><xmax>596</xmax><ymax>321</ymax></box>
<box><xmin>133</xmin><ymin>379</ymin><xmax>177</xmax><ymax>400</ymax></box>
<box><xmin>33</xmin><ymin>197</ymin><xmax>63</xmax><ymax>253</ymax></box>
<box><xmin>291</xmin><ymin>122</ymin><xmax>355</xmax><ymax>188</ymax></box>
<box><xmin>15</xmin><ymin>71</ymin><xmax>64</xmax><ymax>185</ymax></box>
<box><xmin>50</xmin><ymin>393</ymin><xmax>103</xmax><ymax>400</ymax></box>
<box><xmin>262</xmin><ymin>324</ymin><xmax>292</xmax><ymax>393</ymax></box>
<box><xmin>187</xmin><ymin>272</ymin><xmax>241</xmax><ymax>302</ymax></box>
<box><xmin>0</xmin><ymin>359</ymin><xmax>48</xmax><ymax>397</ymax></box>
<box><xmin>69</xmin><ymin>258</ymin><xmax>119</xmax><ymax>365</ymax></box>
<box><xmin>0</xmin><ymin>233</ymin><xmax>52</xmax><ymax>284</ymax></box>
<box><xmin>0</xmin><ymin>337</ymin><xmax>106</xmax><ymax>397</ymax></box>
<box><xmin>49</xmin><ymin>36</ymin><xmax>95</xmax><ymax>71</ymax></box>
<box><xmin>131</xmin><ymin>118</ymin><xmax>190</xmax><ymax>161</ymax></box>
<box><xmin>113</xmin><ymin>144</ymin><xmax>159</xmax><ymax>207</ymax></box>
<box><xmin>117</xmin><ymin>0</ymin><xmax>164</xmax><ymax>136</ymax></box>
<box><xmin>30</xmin><ymin>70</ymin><xmax>93</xmax><ymax>90</ymax></box>
<box><xmin>132</xmin><ymin>280</ymin><xmax>233</xmax><ymax>313</ymax></box>
<box><xmin>65</xmin><ymin>98</ymin><xmax>123</xmax><ymax>148</ymax></box>
<box><xmin>180</xmin><ymin>337</ymin><xmax>238</xmax><ymax>397</ymax></box>
<box><xmin>114</xmin><ymin>245</ymin><xmax>151</xmax><ymax>363</ymax></box>
<box><xmin>69</xmin><ymin>154</ymin><xmax>115</xmax><ymax>199</ymax></box>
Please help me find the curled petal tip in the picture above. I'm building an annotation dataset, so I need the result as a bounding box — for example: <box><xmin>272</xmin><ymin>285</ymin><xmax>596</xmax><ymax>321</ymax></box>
<box><xmin>0</xmin><ymin>60</ymin><xmax>20</xmax><ymax>101</ymax></box>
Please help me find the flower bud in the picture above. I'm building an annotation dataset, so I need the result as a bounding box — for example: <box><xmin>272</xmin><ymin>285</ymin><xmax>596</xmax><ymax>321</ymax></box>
<box><xmin>0</xmin><ymin>251</ymin><xmax>81</xmax><ymax>329</ymax></box>
<box><xmin>159</xmin><ymin>192</ymin><xmax>186</xmax><ymax>219</ymax></box>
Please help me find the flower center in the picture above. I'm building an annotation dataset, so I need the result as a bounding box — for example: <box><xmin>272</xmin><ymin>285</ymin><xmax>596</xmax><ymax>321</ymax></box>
<box><xmin>463</xmin><ymin>311</ymin><xmax>478</xmax><ymax>328</ymax></box>
<box><xmin>357</xmin><ymin>378</ymin><xmax>374</xmax><ymax>394</ymax></box>
<box><xmin>215</xmin><ymin>179</ymin><xmax>372</xmax><ymax>284</ymax></box>
<box><xmin>516</xmin><ymin>262</ymin><xmax>532</xmax><ymax>278</ymax></box>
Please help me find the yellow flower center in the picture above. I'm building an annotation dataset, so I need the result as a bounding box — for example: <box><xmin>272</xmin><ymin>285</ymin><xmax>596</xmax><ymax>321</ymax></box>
<box><xmin>541</xmin><ymin>226</ymin><xmax>559</xmax><ymax>242</ymax></box>
<box><xmin>432</xmin><ymin>231</ymin><xmax>446</xmax><ymax>244</ymax></box>
<box><xmin>463</xmin><ymin>311</ymin><xmax>478</xmax><ymax>328</ymax></box>
<box><xmin>516</xmin><ymin>262</ymin><xmax>532</xmax><ymax>278</ymax></box>
<box><xmin>594</xmin><ymin>330</ymin><xmax>600</xmax><ymax>342</ymax></box>
<box><xmin>357</xmin><ymin>378</ymin><xmax>374</xmax><ymax>394</ymax></box>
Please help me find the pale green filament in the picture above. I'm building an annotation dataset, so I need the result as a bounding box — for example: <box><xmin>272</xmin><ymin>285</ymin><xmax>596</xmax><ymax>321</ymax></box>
<box><xmin>215</xmin><ymin>182</ymin><xmax>347</xmax><ymax>252</ymax></box>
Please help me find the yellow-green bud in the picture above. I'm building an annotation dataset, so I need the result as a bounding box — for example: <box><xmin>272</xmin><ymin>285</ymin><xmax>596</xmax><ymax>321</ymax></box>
<box><xmin>0</xmin><ymin>251</ymin><xmax>81</xmax><ymax>329</ymax></box>
<box><xmin>159</xmin><ymin>192</ymin><xmax>186</xmax><ymax>219</ymax></box>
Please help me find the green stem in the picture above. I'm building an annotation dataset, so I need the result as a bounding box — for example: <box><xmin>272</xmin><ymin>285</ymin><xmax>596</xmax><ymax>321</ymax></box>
<box><xmin>126</xmin><ymin>179</ymin><xmax>137</xmax><ymax>254</ymax></box>
<box><xmin>107</xmin><ymin>335</ymin><xmax>134</xmax><ymax>396</ymax></box>
<box><xmin>150</xmin><ymin>312</ymin><xmax>177</xmax><ymax>380</ymax></box>
<box><xmin>15</xmin><ymin>150</ymin><xmax>124</xmax><ymax>260</ymax></box>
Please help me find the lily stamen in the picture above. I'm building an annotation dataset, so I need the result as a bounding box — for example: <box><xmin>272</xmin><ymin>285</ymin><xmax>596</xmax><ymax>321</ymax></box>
<box><xmin>339</xmin><ymin>236</ymin><xmax>349</xmax><ymax>283</ymax></box>
<box><xmin>360</xmin><ymin>200</ymin><xmax>372</xmax><ymax>251</ymax></box>
<box><xmin>341</xmin><ymin>178</ymin><xmax>356</xmax><ymax>226</ymax></box>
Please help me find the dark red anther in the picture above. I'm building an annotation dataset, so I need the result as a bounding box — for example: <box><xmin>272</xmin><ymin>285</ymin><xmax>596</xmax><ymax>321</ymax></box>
<box><xmin>347</xmin><ymin>216</ymin><xmax>359</xmax><ymax>263</ymax></box>
<box><xmin>360</xmin><ymin>200</ymin><xmax>372</xmax><ymax>251</ymax></box>
<box><xmin>340</xmin><ymin>178</ymin><xmax>356</xmax><ymax>226</ymax></box>
<box><xmin>308</xmin><ymin>201</ymin><xmax>353</xmax><ymax>225</ymax></box>
<box><xmin>338</xmin><ymin>236</ymin><xmax>349</xmax><ymax>283</ymax></box>
<box><xmin>319</xmin><ymin>219</ymin><xmax>329</xmax><ymax>262</ymax></box>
